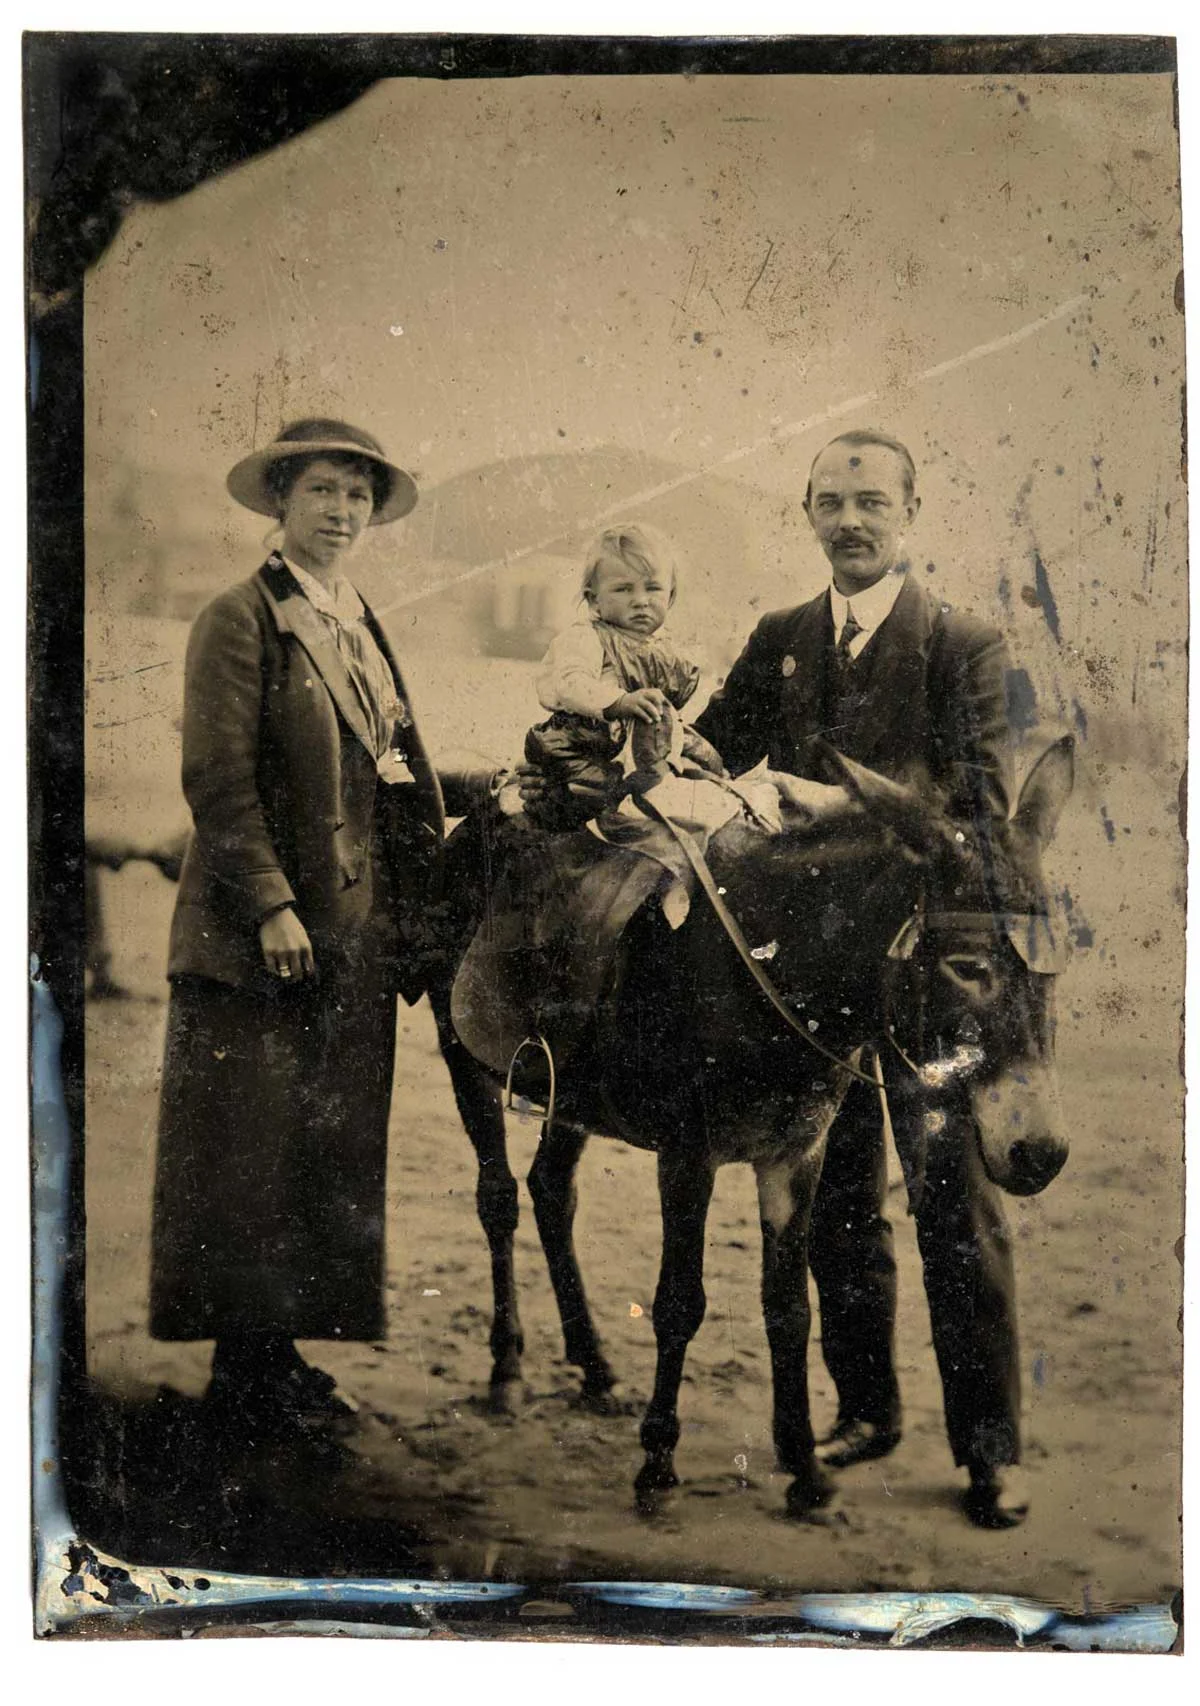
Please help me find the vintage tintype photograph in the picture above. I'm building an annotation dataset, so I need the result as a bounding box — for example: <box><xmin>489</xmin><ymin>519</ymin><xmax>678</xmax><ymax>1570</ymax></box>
<box><xmin>27</xmin><ymin>35</ymin><xmax>1184</xmax><ymax>1646</ymax></box>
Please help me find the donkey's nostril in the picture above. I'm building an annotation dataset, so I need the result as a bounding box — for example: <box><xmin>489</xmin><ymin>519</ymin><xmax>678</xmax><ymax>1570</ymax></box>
<box><xmin>1006</xmin><ymin>1135</ymin><xmax>1069</xmax><ymax>1196</ymax></box>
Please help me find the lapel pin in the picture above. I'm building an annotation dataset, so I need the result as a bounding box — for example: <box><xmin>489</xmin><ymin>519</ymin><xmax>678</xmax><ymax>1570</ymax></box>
<box><xmin>781</xmin><ymin>654</ymin><xmax>797</xmax><ymax>678</ymax></box>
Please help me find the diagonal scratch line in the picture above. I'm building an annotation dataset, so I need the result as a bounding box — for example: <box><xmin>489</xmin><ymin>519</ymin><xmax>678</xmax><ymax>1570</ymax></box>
<box><xmin>915</xmin><ymin>293</ymin><xmax>1089</xmax><ymax>382</ymax></box>
<box><xmin>379</xmin><ymin>291</ymin><xmax>1090</xmax><ymax>615</ymax></box>
<box><xmin>90</xmin><ymin>660</ymin><xmax>171</xmax><ymax>684</ymax></box>
<box><xmin>742</xmin><ymin>239</ymin><xmax>774</xmax><ymax>310</ymax></box>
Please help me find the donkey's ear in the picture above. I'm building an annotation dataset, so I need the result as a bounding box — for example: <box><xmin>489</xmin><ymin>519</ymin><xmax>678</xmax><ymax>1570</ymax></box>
<box><xmin>1012</xmin><ymin>734</ymin><xmax>1075</xmax><ymax>846</ymax></box>
<box><xmin>810</xmin><ymin>739</ymin><xmax>922</xmax><ymax>816</ymax></box>
<box><xmin>811</xmin><ymin>739</ymin><xmax>936</xmax><ymax>852</ymax></box>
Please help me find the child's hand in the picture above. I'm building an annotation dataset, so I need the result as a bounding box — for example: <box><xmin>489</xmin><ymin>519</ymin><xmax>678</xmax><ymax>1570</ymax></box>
<box><xmin>608</xmin><ymin>687</ymin><xmax>669</xmax><ymax>724</ymax></box>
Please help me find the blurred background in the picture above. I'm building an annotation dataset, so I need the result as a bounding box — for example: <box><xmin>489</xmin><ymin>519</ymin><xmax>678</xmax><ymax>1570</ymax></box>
<box><xmin>85</xmin><ymin>73</ymin><xmax>1184</xmax><ymax>827</ymax></box>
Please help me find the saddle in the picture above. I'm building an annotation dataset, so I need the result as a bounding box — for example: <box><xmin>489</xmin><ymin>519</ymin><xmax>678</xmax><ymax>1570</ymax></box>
<box><xmin>448</xmin><ymin>817</ymin><xmax>669</xmax><ymax>1098</ymax></box>
<box><xmin>448</xmin><ymin>717</ymin><xmax>721</xmax><ymax>1101</ymax></box>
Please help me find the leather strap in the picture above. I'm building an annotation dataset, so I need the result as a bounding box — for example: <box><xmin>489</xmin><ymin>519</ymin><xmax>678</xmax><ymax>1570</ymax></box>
<box><xmin>633</xmin><ymin>790</ymin><xmax>879</xmax><ymax>1087</ymax></box>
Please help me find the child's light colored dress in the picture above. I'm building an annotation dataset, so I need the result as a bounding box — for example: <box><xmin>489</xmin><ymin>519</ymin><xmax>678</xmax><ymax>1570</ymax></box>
<box><xmin>532</xmin><ymin>617</ymin><xmax>778</xmax><ymax>925</ymax></box>
<box><xmin>536</xmin><ymin>617</ymin><xmax>702</xmax><ymax>779</ymax></box>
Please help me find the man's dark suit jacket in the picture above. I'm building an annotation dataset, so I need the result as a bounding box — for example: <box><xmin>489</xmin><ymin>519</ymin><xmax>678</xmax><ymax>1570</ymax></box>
<box><xmin>167</xmin><ymin>555</ymin><xmax>445</xmax><ymax>992</ymax></box>
<box><xmin>694</xmin><ymin>572</ymin><xmax>1014</xmax><ymax>831</ymax></box>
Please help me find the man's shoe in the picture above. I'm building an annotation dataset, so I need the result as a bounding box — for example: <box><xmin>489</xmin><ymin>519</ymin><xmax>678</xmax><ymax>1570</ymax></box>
<box><xmin>962</xmin><ymin>1463</ymin><xmax>1030</xmax><ymax>1529</ymax></box>
<box><xmin>815</xmin><ymin>1416</ymin><xmax>901</xmax><ymax>1469</ymax></box>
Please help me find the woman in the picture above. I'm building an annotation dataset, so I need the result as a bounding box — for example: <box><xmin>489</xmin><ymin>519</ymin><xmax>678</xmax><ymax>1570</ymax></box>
<box><xmin>151</xmin><ymin>418</ymin><xmax>445</xmax><ymax>1437</ymax></box>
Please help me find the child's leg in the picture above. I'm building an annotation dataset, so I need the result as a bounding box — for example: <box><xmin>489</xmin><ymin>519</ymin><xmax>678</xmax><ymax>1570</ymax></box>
<box><xmin>629</xmin><ymin>702</ymin><xmax>682</xmax><ymax>782</ymax></box>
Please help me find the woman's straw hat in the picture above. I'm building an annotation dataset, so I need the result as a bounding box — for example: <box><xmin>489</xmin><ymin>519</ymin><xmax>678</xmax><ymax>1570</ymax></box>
<box><xmin>226</xmin><ymin>418</ymin><xmax>418</xmax><ymax>524</ymax></box>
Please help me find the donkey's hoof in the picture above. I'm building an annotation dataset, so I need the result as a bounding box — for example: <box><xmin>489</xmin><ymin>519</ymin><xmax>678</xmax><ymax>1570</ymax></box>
<box><xmin>784</xmin><ymin>1465</ymin><xmax>840</xmax><ymax>1522</ymax></box>
<box><xmin>634</xmin><ymin>1462</ymin><xmax>679</xmax><ymax>1517</ymax></box>
<box><xmin>575</xmin><ymin>1380</ymin><xmax>634</xmax><ymax>1417</ymax></box>
<box><xmin>487</xmin><ymin>1378</ymin><xmax>526</xmax><ymax>1417</ymax></box>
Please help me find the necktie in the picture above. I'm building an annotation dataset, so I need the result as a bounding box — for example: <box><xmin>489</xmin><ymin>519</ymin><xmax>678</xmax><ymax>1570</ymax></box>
<box><xmin>828</xmin><ymin>605</ymin><xmax>866</xmax><ymax>738</ymax></box>
<box><xmin>836</xmin><ymin>605</ymin><xmax>864</xmax><ymax>664</ymax></box>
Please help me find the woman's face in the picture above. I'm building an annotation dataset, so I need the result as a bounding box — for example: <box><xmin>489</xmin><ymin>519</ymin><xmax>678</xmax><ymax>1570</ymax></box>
<box><xmin>278</xmin><ymin>457</ymin><xmax>375</xmax><ymax>575</ymax></box>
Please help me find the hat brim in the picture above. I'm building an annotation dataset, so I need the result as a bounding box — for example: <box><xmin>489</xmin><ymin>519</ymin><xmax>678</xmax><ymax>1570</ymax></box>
<box><xmin>226</xmin><ymin>438</ymin><xmax>418</xmax><ymax>525</ymax></box>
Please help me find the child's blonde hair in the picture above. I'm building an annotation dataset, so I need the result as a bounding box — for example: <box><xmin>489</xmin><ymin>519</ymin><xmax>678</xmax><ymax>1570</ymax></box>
<box><xmin>580</xmin><ymin>522</ymin><xmax>681</xmax><ymax>606</ymax></box>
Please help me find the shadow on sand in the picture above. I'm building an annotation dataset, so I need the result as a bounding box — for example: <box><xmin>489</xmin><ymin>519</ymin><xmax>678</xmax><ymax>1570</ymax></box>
<box><xmin>61</xmin><ymin>1379</ymin><xmax>490</xmax><ymax>1580</ymax></box>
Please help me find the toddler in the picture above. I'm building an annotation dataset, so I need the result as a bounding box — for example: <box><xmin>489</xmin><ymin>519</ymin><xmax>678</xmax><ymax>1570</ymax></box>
<box><xmin>524</xmin><ymin>523</ymin><xmax>778</xmax><ymax>923</ymax></box>
<box><xmin>533</xmin><ymin>522</ymin><xmax>716</xmax><ymax>789</ymax></box>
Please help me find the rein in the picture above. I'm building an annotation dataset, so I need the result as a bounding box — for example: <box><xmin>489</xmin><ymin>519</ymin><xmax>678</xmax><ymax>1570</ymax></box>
<box><xmin>634</xmin><ymin>790</ymin><xmax>880</xmax><ymax>1087</ymax></box>
<box><xmin>635</xmin><ymin>792</ymin><xmax>1043</xmax><ymax>1089</ymax></box>
<box><xmin>882</xmin><ymin>1021</ymin><xmax>925</xmax><ymax>1079</ymax></box>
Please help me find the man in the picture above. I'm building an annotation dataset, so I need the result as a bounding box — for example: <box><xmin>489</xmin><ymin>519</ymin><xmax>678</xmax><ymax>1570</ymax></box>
<box><xmin>693</xmin><ymin>429</ymin><xmax>1027</xmax><ymax>1528</ymax></box>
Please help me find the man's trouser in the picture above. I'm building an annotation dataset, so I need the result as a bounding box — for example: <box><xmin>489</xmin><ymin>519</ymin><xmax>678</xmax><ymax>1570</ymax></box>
<box><xmin>809</xmin><ymin>1058</ymin><xmax>1022</xmax><ymax>1469</ymax></box>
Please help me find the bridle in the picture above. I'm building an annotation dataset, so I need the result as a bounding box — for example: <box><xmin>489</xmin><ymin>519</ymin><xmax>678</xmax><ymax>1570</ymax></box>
<box><xmin>881</xmin><ymin>908</ymin><xmax>996</xmax><ymax>1079</ymax></box>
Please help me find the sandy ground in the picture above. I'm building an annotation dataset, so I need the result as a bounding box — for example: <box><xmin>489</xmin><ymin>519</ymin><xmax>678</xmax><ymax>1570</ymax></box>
<box><xmin>79</xmin><ymin>856</ymin><xmax>1182</xmax><ymax>1611</ymax></box>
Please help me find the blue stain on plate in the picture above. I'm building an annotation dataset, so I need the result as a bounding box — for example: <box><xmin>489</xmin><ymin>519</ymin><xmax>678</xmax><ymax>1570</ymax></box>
<box><xmin>244</xmin><ymin>1620</ymin><xmax>431</xmax><ymax>1639</ymax></box>
<box><xmin>555</xmin><ymin>1586</ymin><xmax>1175</xmax><ymax>1650</ymax></box>
<box><xmin>40</xmin><ymin>1539</ymin><xmax>528</xmax><ymax>1632</ymax></box>
<box><xmin>1032</xmin><ymin>551</ymin><xmax>1062</xmax><ymax>644</ymax></box>
<box><xmin>571</xmin><ymin>1582</ymin><xmax>759</xmax><ymax>1611</ymax></box>
<box><xmin>744</xmin><ymin>1599</ymin><xmax>1175</xmax><ymax>1650</ymax></box>
<box><xmin>31</xmin><ymin>958</ymin><xmax>77</xmax><ymax>1633</ymax></box>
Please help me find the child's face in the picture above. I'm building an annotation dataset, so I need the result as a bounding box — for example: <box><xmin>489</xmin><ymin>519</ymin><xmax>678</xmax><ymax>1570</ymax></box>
<box><xmin>587</xmin><ymin>556</ymin><xmax>672</xmax><ymax>635</ymax></box>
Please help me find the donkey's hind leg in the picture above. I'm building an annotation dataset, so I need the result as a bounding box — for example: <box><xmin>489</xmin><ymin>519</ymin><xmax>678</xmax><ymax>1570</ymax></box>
<box><xmin>635</xmin><ymin>1145</ymin><xmax>716</xmax><ymax>1513</ymax></box>
<box><xmin>429</xmin><ymin>979</ymin><xmax>526</xmax><ymax>1414</ymax></box>
<box><xmin>528</xmin><ymin>1119</ymin><xmax>620</xmax><ymax>1407</ymax></box>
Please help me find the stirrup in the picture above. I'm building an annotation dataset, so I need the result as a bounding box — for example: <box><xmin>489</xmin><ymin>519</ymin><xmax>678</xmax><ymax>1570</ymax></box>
<box><xmin>504</xmin><ymin>1033</ymin><xmax>557</xmax><ymax>1127</ymax></box>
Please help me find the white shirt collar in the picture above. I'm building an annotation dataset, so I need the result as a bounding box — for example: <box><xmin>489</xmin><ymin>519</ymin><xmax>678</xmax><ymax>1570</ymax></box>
<box><xmin>829</xmin><ymin>568</ymin><xmax>907</xmax><ymax>643</ymax></box>
<box><xmin>281</xmin><ymin>554</ymin><xmax>364</xmax><ymax>626</ymax></box>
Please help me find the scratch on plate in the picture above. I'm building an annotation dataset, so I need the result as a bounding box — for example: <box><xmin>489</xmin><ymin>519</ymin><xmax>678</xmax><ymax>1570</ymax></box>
<box><xmin>380</xmin><ymin>292</ymin><xmax>1091</xmax><ymax>613</ymax></box>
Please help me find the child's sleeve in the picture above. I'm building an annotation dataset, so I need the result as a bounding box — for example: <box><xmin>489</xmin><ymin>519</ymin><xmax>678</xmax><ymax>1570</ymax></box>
<box><xmin>536</xmin><ymin>624</ymin><xmax>622</xmax><ymax>719</ymax></box>
<box><xmin>680</xmin><ymin>724</ymin><xmax>728</xmax><ymax>776</ymax></box>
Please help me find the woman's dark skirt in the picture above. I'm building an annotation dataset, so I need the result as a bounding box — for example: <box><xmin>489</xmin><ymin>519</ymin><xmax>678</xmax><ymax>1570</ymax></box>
<box><xmin>150</xmin><ymin>947</ymin><xmax>396</xmax><ymax>1343</ymax></box>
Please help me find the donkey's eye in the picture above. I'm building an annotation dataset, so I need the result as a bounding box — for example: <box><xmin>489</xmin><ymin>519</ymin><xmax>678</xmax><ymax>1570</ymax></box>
<box><xmin>940</xmin><ymin>954</ymin><xmax>999</xmax><ymax>1002</ymax></box>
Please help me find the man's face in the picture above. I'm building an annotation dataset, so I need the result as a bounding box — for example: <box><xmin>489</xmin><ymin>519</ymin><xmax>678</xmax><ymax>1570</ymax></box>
<box><xmin>804</xmin><ymin>442</ymin><xmax>920</xmax><ymax>594</ymax></box>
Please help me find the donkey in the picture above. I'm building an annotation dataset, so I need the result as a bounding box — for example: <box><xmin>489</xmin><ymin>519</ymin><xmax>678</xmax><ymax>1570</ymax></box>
<box><xmin>426</xmin><ymin>736</ymin><xmax>1074</xmax><ymax>1518</ymax></box>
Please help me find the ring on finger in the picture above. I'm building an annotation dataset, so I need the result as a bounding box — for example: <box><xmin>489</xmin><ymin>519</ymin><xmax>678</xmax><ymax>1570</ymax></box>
<box><xmin>278</xmin><ymin>964</ymin><xmax>293</xmax><ymax>979</ymax></box>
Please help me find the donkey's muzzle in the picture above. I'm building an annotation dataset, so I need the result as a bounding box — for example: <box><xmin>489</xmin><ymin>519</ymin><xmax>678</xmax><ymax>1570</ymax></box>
<box><xmin>973</xmin><ymin>1066</ymin><xmax>1070</xmax><ymax>1196</ymax></box>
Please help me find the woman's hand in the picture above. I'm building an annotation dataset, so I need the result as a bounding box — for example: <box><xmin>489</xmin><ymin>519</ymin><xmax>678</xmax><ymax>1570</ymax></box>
<box><xmin>259</xmin><ymin>906</ymin><xmax>316</xmax><ymax>982</ymax></box>
<box><xmin>608</xmin><ymin>687</ymin><xmax>669</xmax><ymax>725</ymax></box>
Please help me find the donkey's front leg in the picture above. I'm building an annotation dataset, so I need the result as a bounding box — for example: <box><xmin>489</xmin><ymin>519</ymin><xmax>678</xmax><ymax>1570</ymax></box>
<box><xmin>635</xmin><ymin>1145</ymin><xmax>716</xmax><ymax>1513</ymax></box>
<box><xmin>429</xmin><ymin>979</ymin><xmax>525</xmax><ymax>1413</ymax></box>
<box><xmin>757</xmin><ymin>1147</ymin><xmax>838</xmax><ymax>1520</ymax></box>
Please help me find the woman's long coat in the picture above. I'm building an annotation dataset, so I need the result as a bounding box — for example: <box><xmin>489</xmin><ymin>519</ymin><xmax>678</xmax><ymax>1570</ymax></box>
<box><xmin>151</xmin><ymin>555</ymin><xmax>445</xmax><ymax>1342</ymax></box>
